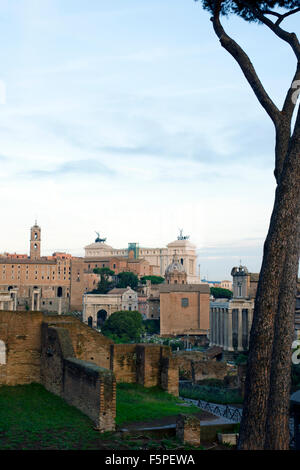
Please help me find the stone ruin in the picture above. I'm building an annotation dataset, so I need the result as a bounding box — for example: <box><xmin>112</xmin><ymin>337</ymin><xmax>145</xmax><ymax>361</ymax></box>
<box><xmin>0</xmin><ymin>310</ymin><xmax>179</xmax><ymax>432</ymax></box>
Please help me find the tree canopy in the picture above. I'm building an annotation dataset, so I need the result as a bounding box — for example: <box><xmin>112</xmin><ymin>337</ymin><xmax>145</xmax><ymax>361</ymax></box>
<box><xmin>91</xmin><ymin>267</ymin><xmax>115</xmax><ymax>294</ymax></box>
<box><xmin>117</xmin><ymin>271</ymin><xmax>139</xmax><ymax>290</ymax></box>
<box><xmin>101</xmin><ymin>310</ymin><xmax>144</xmax><ymax>343</ymax></box>
<box><xmin>198</xmin><ymin>1</ymin><xmax>300</xmax><ymax>23</ymax></box>
<box><xmin>210</xmin><ymin>287</ymin><xmax>233</xmax><ymax>299</ymax></box>
<box><xmin>140</xmin><ymin>275</ymin><xmax>165</xmax><ymax>285</ymax></box>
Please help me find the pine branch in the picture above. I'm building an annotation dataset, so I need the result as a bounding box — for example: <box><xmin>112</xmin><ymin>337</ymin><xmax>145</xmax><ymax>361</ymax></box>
<box><xmin>274</xmin><ymin>7</ymin><xmax>300</xmax><ymax>26</ymax></box>
<box><xmin>244</xmin><ymin>3</ymin><xmax>300</xmax><ymax>60</ymax></box>
<box><xmin>211</xmin><ymin>10</ymin><xmax>281</xmax><ymax>128</ymax></box>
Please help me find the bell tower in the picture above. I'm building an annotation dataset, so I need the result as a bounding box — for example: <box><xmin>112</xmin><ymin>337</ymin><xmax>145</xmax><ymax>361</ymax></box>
<box><xmin>30</xmin><ymin>221</ymin><xmax>41</xmax><ymax>260</ymax></box>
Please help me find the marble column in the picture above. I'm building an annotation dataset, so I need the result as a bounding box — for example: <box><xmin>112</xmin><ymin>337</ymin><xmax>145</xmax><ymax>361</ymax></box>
<box><xmin>220</xmin><ymin>309</ymin><xmax>223</xmax><ymax>347</ymax></box>
<box><xmin>224</xmin><ymin>310</ymin><xmax>228</xmax><ymax>350</ymax></box>
<box><xmin>248</xmin><ymin>308</ymin><xmax>254</xmax><ymax>348</ymax></box>
<box><xmin>238</xmin><ymin>308</ymin><xmax>243</xmax><ymax>351</ymax></box>
<box><xmin>211</xmin><ymin>309</ymin><xmax>215</xmax><ymax>345</ymax></box>
<box><xmin>227</xmin><ymin>309</ymin><xmax>233</xmax><ymax>351</ymax></box>
<box><xmin>217</xmin><ymin>310</ymin><xmax>220</xmax><ymax>345</ymax></box>
<box><xmin>209</xmin><ymin>307</ymin><xmax>213</xmax><ymax>345</ymax></box>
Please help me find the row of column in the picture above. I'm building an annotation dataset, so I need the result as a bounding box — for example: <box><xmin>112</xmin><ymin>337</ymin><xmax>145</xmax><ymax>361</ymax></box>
<box><xmin>210</xmin><ymin>306</ymin><xmax>253</xmax><ymax>352</ymax></box>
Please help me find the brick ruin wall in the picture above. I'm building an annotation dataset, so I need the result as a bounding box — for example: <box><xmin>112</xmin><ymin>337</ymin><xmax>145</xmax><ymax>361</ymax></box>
<box><xmin>191</xmin><ymin>360</ymin><xmax>228</xmax><ymax>382</ymax></box>
<box><xmin>173</xmin><ymin>351</ymin><xmax>206</xmax><ymax>380</ymax></box>
<box><xmin>0</xmin><ymin>311</ymin><xmax>43</xmax><ymax>385</ymax></box>
<box><xmin>44</xmin><ymin>318</ymin><xmax>113</xmax><ymax>369</ymax></box>
<box><xmin>40</xmin><ymin>323</ymin><xmax>116</xmax><ymax>431</ymax></box>
<box><xmin>63</xmin><ymin>359</ymin><xmax>116</xmax><ymax>431</ymax></box>
<box><xmin>0</xmin><ymin>311</ymin><xmax>179</xmax><ymax>430</ymax></box>
<box><xmin>0</xmin><ymin>311</ymin><xmax>114</xmax><ymax>387</ymax></box>
<box><xmin>173</xmin><ymin>350</ymin><xmax>228</xmax><ymax>383</ymax></box>
<box><xmin>110</xmin><ymin>343</ymin><xmax>179</xmax><ymax>396</ymax></box>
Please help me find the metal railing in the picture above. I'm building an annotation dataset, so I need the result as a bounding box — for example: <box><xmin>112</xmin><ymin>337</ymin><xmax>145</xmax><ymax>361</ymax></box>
<box><xmin>197</xmin><ymin>399</ymin><xmax>243</xmax><ymax>422</ymax></box>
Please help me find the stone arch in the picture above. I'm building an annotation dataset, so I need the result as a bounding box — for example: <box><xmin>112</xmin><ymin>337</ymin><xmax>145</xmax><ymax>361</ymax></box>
<box><xmin>97</xmin><ymin>310</ymin><xmax>107</xmax><ymax>329</ymax></box>
<box><xmin>0</xmin><ymin>340</ymin><xmax>6</xmax><ymax>365</ymax></box>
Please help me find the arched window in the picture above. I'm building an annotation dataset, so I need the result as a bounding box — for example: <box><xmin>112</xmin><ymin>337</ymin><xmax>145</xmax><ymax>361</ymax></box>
<box><xmin>0</xmin><ymin>340</ymin><xmax>6</xmax><ymax>365</ymax></box>
<box><xmin>88</xmin><ymin>316</ymin><xmax>93</xmax><ymax>327</ymax></box>
<box><xmin>57</xmin><ymin>287</ymin><xmax>63</xmax><ymax>298</ymax></box>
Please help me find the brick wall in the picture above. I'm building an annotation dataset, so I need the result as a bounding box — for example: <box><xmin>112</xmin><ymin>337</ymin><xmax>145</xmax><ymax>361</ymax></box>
<box><xmin>41</xmin><ymin>322</ymin><xmax>116</xmax><ymax>431</ymax></box>
<box><xmin>45</xmin><ymin>317</ymin><xmax>113</xmax><ymax>369</ymax></box>
<box><xmin>110</xmin><ymin>343</ymin><xmax>179</xmax><ymax>396</ymax></box>
<box><xmin>161</xmin><ymin>356</ymin><xmax>179</xmax><ymax>396</ymax></box>
<box><xmin>110</xmin><ymin>344</ymin><xmax>137</xmax><ymax>383</ymax></box>
<box><xmin>0</xmin><ymin>311</ymin><xmax>43</xmax><ymax>385</ymax></box>
<box><xmin>191</xmin><ymin>360</ymin><xmax>228</xmax><ymax>382</ymax></box>
<box><xmin>64</xmin><ymin>359</ymin><xmax>116</xmax><ymax>431</ymax></box>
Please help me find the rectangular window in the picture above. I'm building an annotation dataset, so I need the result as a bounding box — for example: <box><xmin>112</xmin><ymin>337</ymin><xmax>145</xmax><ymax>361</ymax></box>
<box><xmin>181</xmin><ymin>298</ymin><xmax>189</xmax><ymax>308</ymax></box>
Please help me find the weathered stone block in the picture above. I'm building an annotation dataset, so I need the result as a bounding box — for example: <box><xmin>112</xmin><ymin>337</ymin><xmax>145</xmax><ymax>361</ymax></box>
<box><xmin>176</xmin><ymin>414</ymin><xmax>201</xmax><ymax>447</ymax></box>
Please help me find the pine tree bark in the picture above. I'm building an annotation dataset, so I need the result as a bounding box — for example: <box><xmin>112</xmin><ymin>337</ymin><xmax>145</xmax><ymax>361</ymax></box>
<box><xmin>207</xmin><ymin>2</ymin><xmax>300</xmax><ymax>449</ymax></box>
<box><xmin>238</xmin><ymin>120</ymin><xmax>300</xmax><ymax>449</ymax></box>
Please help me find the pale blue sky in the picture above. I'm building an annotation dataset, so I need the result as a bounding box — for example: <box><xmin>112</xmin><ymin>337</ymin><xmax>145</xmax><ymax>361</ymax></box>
<box><xmin>0</xmin><ymin>0</ymin><xmax>298</xmax><ymax>280</ymax></box>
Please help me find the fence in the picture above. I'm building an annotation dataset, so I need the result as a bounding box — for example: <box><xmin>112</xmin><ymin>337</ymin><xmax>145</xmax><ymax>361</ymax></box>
<box><xmin>197</xmin><ymin>399</ymin><xmax>243</xmax><ymax>422</ymax></box>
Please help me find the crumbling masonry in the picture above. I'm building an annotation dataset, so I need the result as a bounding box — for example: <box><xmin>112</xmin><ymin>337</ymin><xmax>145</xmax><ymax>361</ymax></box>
<box><xmin>0</xmin><ymin>311</ymin><xmax>178</xmax><ymax>431</ymax></box>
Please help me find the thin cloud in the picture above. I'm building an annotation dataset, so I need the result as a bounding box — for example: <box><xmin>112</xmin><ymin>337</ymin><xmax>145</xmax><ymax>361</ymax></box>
<box><xmin>21</xmin><ymin>159</ymin><xmax>116</xmax><ymax>179</ymax></box>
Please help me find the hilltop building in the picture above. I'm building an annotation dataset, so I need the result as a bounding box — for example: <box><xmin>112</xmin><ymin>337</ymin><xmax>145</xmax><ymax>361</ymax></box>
<box><xmin>84</xmin><ymin>230</ymin><xmax>200</xmax><ymax>284</ymax></box>
<box><xmin>0</xmin><ymin>225</ymin><xmax>202</xmax><ymax>314</ymax></box>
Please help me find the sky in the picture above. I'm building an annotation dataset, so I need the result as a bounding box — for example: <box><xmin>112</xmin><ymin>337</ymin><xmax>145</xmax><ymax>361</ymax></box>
<box><xmin>0</xmin><ymin>0</ymin><xmax>298</xmax><ymax>280</ymax></box>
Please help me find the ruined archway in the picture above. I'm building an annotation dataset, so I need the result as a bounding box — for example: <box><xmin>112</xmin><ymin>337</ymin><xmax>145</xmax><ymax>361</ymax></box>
<box><xmin>97</xmin><ymin>310</ymin><xmax>107</xmax><ymax>329</ymax></box>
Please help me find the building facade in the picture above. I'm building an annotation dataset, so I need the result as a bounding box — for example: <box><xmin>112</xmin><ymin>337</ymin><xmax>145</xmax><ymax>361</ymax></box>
<box><xmin>209</xmin><ymin>266</ymin><xmax>257</xmax><ymax>356</ymax></box>
<box><xmin>84</xmin><ymin>231</ymin><xmax>200</xmax><ymax>284</ymax></box>
<box><xmin>0</xmin><ymin>223</ymin><xmax>75</xmax><ymax>313</ymax></box>
<box><xmin>82</xmin><ymin>286</ymin><xmax>138</xmax><ymax>329</ymax></box>
<box><xmin>160</xmin><ymin>284</ymin><xmax>210</xmax><ymax>336</ymax></box>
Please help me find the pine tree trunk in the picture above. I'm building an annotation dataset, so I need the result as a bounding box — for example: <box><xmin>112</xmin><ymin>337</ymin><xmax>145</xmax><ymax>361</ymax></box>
<box><xmin>238</xmin><ymin>126</ymin><xmax>300</xmax><ymax>450</ymax></box>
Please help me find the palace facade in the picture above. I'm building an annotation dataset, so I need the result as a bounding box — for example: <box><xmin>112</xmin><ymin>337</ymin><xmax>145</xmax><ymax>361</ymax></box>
<box><xmin>84</xmin><ymin>232</ymin><xmax>200</xmax><ymax>284</ymax></box>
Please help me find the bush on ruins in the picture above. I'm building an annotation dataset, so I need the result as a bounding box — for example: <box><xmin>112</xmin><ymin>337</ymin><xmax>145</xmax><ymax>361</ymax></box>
<box><xmin>101</xmin><ymin>310</ymin><xmax>144</xmax><ymax>343</ymax></box>
<box><xmin>210</xmin><ymin>287</ymin><xmax>233</xmax><ymax>299</ymax></box>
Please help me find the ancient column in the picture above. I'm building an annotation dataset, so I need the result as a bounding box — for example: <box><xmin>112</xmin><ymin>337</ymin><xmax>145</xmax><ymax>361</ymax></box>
<box><xmin>238</xmin><ymin>308</ymin><xmax>243</xmax><ymax>351</ymax></box>
<box><xmin>227</xmin><ymin>309</ymin><xmax>234</xmax><ymax>351</ymax></box>
<box><xmin>223</xmin><ymin>309</ymin><xmax>228</xmax><ymax>350</ymax></box>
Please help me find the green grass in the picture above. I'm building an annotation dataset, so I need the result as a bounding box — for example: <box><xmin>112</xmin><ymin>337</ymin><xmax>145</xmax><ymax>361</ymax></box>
<box><xmin>116</xmin><ymin>383</ymin><xmax>201</xmax><ymax>426</ymax></box>
<box><xmin>0</xmin><ymin>383</ymin><xmax>109</xmax><ymax>450</ymax></box>
<box><xmin>0</xmin><ymin>383</ymin><xmax>203</xmax><ymax>450</ymax></box>
<box><xmin>180</xmin><ymin>385</ymin><xmax>243</xmax><ymax>405</ymax></box>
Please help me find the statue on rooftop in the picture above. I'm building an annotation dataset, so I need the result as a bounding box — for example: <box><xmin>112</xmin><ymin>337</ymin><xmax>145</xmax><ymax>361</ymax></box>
<box><xmin>95</xmin><ymin>232</ymin><xmax>107</xmax><ymax>243</ymax></box>
<box><xmin>178</xmin><ymin>229</ymin><xmax>190</xmax><ymax>241</ymax></box>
